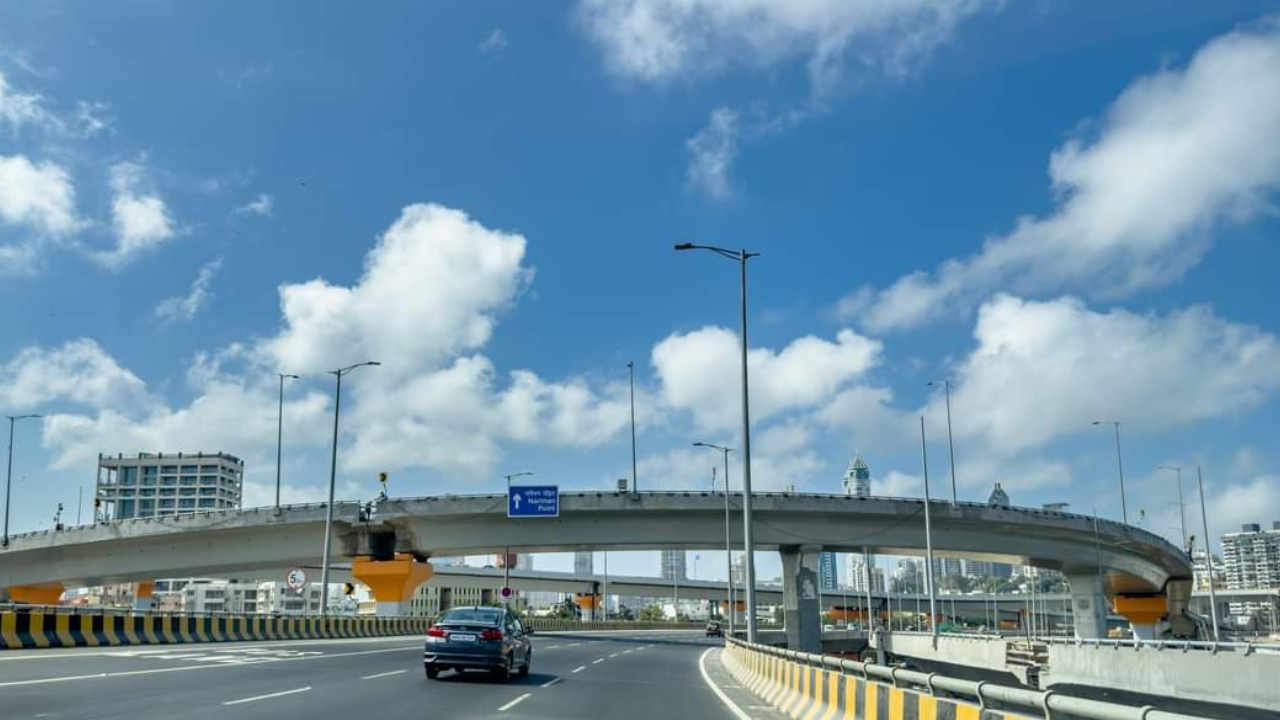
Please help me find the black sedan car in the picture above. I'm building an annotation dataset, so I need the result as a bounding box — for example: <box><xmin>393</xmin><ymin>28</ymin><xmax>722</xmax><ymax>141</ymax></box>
<box><xmin>424</xmin><ymin>606</ymin><xmax>533</xmax><ymax>680</ymax></box>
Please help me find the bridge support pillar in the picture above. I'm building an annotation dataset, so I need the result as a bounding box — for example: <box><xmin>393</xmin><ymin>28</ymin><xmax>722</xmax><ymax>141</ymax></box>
<box><xmin>1114</xmin><ymin>594</ymin><xmax>1166</xmax><ymax>640</ymax></box>
<box><xmin>7</xmin><ymin>583</ymin><xmax>64</xmax><ymax>605</ymax></box>
<box><xmin>1065</xmin><ymin>573</ymin><xmax>1107</xmax><ymax>638</ymax></box>
<box><xmin>133</xmin><ymin>581</ymin><xmax>154</xmax><ymax>611</ymax></box>
<box><xmin>780</xmin><ymin>545</ymin><xmax>822</xmax><ymax>653</ymax></box>
<box><xmin>351</xmin><ymin>554</ymin><xmax>433</xmax><ymax>616</ymax></box>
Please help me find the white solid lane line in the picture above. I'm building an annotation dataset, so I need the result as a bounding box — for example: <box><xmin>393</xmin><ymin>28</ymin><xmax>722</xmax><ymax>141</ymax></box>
<box><xmin>540</xmin><ymin>677</ymin><xmax>562</xmax><ymax>688</ymax></box>
<box><xmin>222</xmin><ymin>686</ymin><xmax>312</xmax><ymax>706</ymax></box>
<box><xmin>542</xmin><ymin>644</ymin><xmax>562</xmax><ymax>650</ymax></box>
<box><xmin>698</xmin><ymin>648</ymin><xmax>752</xmax><ymax>720</ymax></box>
<box><xmin>571</xmin><ymin>666</ymin><xmax>586</xmax><ymax>673</ymax></box>
<box><xmin>591</xmin><ymin>658</ymin><xmax>605</xmax><ymax>664</ymax></box>
<box><xmin>498</xmin><ymin>693</ymin><xmax>531</xmax><ymax>712</ymax></box>
<box><xmin>360</xmin><ymin>669</ymin><xmax>407</xmax><ymax>680</ymax></box>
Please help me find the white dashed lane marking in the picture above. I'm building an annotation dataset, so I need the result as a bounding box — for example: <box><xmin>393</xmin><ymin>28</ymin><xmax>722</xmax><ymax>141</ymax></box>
<box><xmin>572</xmin><ymin>666</ymin><xmax>586</xmax><ymax>673</ymax></box>
<box><xmin>540</xmin><ymin>677</ymin><xmax>562</xmax><ymax>688</ymax></box>
<box><xmin>222</xmin><ymin>686</ymin><xmax>311</xmax><ymax>706</ymax></box>
<box><xmin>498</xmin><ymin>693</ymin><xmax>531</xmax><ymax>712</ymax></box>
<box><xmin>591</xmin><ymin>658</ymin><xmax>605</xmax><ymax>664</ymax></box>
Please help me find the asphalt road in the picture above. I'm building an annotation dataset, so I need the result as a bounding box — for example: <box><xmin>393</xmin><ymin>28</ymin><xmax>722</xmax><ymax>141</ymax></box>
<box><xmin>0</xmin><ymin>630</ymin><xmax>749</xmax><ymax>720</ymax></box>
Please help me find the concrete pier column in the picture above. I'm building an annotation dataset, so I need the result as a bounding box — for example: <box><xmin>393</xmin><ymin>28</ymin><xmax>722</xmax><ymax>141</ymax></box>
<box><xmin>1114</xmin><ymin>595</ymin><xmax>1166</xmax><ymax>640</ymax></box>
<box><xmin>780</xmin><ymin>545</ymin><xmax>822</xmax><ymax>653</ymax></box>
<box><xmin>1065</xmin><ymin>573</ymin><xmax>1108</xmax><ymax>639</ymax></box>
<box><xmin>351</xmin><ymin>553</ymin><xmax>433</xmax><ymax>616</ymax></box>
<box><xmin>133</xmin><ymin>581</ymin><xmax>154</xmax><ymax>611</ymax></box>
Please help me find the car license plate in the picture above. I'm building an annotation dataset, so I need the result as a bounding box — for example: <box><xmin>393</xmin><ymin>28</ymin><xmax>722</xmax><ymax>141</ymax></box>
<box><xmin>450</xmin><ymin>633</ymin><xmax>476</xmax><ymax>642</ymax></box>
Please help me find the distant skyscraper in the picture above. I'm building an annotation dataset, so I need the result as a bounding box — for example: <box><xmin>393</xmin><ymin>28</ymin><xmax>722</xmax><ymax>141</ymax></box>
<box><xmin>574</xmin><ymin>552</ymin><xmax>594</xmax><ymax>576</ymax></box>
<box><xmin>895</xmin><ymin>559</ymin><xmax>919</xmax><ymax>582</ymax></box>
<box><xmin>1222</xmin><ymin>522</ymin><xmax>1280</xmax><ymax>617</ymax></box>
<box><xmin>987</xmin><ymin>482</ymin><xmax>1010</xmax><ymax>507</ymax></box>
<box><xmin>660</xmin><ymin>550</ymin><xmax>687</xmax><ymax>581</ymax></box>
<box><xmin>843</xmin><ymin>454</ymin><xmax>871</xmax><ymax>496</ymax></box>
<box><xmin>516</xmin><ymin>554</ymin><xmax>533</xmax><ymax>571</ymax></box>
<box><xmin>818</xmin><ymin>553</ymin><xmax>838</xmax><ymax>591</ymax></box>
<box><xmin>846</xmin><ymin>554</ymin><xmax>885</xmax><ymax>592</ymax></box>
<box><xmin>962</xmin><ymin>559</ymin><xmax>993</xmax><ymax>578</ymax></box>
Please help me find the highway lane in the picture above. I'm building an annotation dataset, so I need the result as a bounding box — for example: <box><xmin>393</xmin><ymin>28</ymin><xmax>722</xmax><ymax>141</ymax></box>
<box><xmin>0</xmin><ymin>630</ymin><xmax>740</xmax><ymax>720</ymax></box>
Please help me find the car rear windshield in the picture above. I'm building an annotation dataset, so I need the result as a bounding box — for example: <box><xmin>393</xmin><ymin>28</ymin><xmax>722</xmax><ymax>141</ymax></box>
<box><xmin>440</xmin><ymin>608</ymin><xmax>503</xmax><ymax>625</ymax></box>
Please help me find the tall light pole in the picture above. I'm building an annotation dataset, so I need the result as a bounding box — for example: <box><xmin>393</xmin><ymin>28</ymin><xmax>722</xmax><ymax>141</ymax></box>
<box><xmin>1157</xmin><ymin>465</ymin><xmax>1188</xmax><ymax>551</ymax></box>
<box><xmin>695</xmin><ymin>441</ymin><xmax>734</xmax><ymax>637</ymax></box>
<box><xmin>274</xmin><ymin>373</ymin><xmax>300</xmax><ymax>514</ymax></box>
<box><xmin>1196</xmin><ymin>465</ymin><xmax>1220</xmax><ymax>642</ymax></box>
<box><xmin>627</xmin><ymin>361</ymin><xmax>638</xmax><ymax>493</ymax></box>
<box><xmin>675</xmin><ymin>241</ymin><xmax>760</xmax><ymax>643</ymax></box>
<box><xmin>927</xmin><ymin>380</ymin><xmax>958</xmax><ymax>505</ymax></box>
<box><xmin>1092</xmin><ymin>420</ymin><xmax>1128</xmax><ymax>524</ymax></box>
<box><xmin>919</xmin><ymin>416</ymin><xmax>939</xmax><ymax>646</ymax></box>
<box><xmin>3</xmin><ymin>414</ymin><xmax>41</xmax><ymax>547</ymax></box>
<box><xmin>319</xmin><ymin>361</ymin><xmax>380</xmax><ymax>616</ymax></box>
<box><xmin>502</xmin><ymin>471</ymin><xmax>533</xmax><ymax>608</ymax></box>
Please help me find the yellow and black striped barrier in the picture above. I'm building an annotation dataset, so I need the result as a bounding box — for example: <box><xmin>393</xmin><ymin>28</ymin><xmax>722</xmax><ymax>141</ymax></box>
<box><xmin>0</xmin><ymin>608</ymin><xmax>429</xmax><ymax>650</ymax></box>
<box><xmin>722</xmin><ymin>638</ymin><xmax>1037</xmax><ymax>720</ymax></box>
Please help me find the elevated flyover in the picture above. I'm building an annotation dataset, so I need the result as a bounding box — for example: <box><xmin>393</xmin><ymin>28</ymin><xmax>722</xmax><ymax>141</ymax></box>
<box><xmin>0</xmin><ymin>491</ymin><xmax>1191</xmax><ymax>647</ymax></box>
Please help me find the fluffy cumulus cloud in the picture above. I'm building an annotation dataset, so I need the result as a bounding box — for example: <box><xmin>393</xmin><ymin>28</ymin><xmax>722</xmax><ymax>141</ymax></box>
<box><xmin>0</xmin><ymin>68</ymin><xmax>52</xmax><ymax>129</ymax></box>
<box><xmin>577</xmin><ymin>0</ymin><xmax>1001</xmax><ymax>92</ymax></box>
<box><xmin>33</xmin><ymin>202</ymin><xmax>635</xmax><ymax>481</ymax></box>
<box><xmin>935</xmin><ymin>295</ymin><xmax>1280</xmax><ymax>454</ymax></box>
<box><xmin>845</xmin><ymin>17</ymin><xmax>1280</xmax><ymax>332</ymax></box>
<box><xmin>153</xmin><ymin>258</ymin><xmax>224</xmax><ymax>324</ymax></box>
<box><xmin>653</xmin><ymin>325</ymin><xmax>882</xmax><ymax>431</ymax></box>
<box><xmin>262</xmin><ymin>203</ymin><xmax>530</xmax><ymax>376</ymax></box>
<box><xmin>232</xmin><ymin>192</ymin><xmax>273</xmax><ymax>218</ymax></box>
<box><xmin>94</xmin><ymin>161</ymin><xmax>177</xmax><ymax>269</ymax></box>
<box><xmin>0</xmin><ymin>154</ymin><xmax>81</xmax><ymax>270</ymax></box>
<box><xmin>0</xmin><ymin>339</ymin><xmax>151</xmax><ymax>413</ymax></box>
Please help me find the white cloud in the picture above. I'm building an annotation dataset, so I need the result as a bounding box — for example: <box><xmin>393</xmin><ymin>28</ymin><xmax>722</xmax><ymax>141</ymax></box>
<box><xmin>686</xmin><ymin>107</ymin><xmax>739</xmax><ymax>199</ymax></box>
<box><xmin>0</xmin><ymin>339</ymin><xmax>151</xmax><ymax>413</ymax></box>
<box><xmin>846</xmin><ymin>17</ymin><xmax>1280</xmax><ymax>331</ymax></box>
<box><xmin>479</xmin><ymin>28</ymin><xmax>509</xmax><ymax>55</ymax></box>
<box><xmin>154</xmin><ymin>258</ymin><xmax>224</xmax><ymax>324</ymax></box>
<box><xmin>233</xmin><ymin>192</ymin><xmax>274</xmax><ymax>218</ymax></box>
<box><xmin>72</xmin><ymin>100</ymin><xmax>112</xmax><ymax>137</ymax></box>
<box><xmin>94</xmin><ymin>161</ymin><xmax>177</xmax><ymax>269</ymax></box>
<box><xmin>936</xmin><ymin>295</ymin><xmax>1280</xmax><ymax>454</ymax></box>
<box><xmin>262</xmin><ymin>203</ymin><xmax>530</xmax><ymax>376</ymax></box>
<box><xmin>577</xmin><ymin>0</ymin><xmax>1001</xmax><ymax>94</ymax></box>
<box><xmin>0</xmin><ymin>153</ymin><xmax>81</xmax><ymax>272</ymax></box>
<box><xmin>219</xmin><ymin>63</ymin><xmax>273</xmax><ymax>90</ymax></box>
<box><xmin>0</xmin><ymin>68</ymin><xmax>52</xmax><ymax>129</ymax></box>
<box><xmin>653</xmin><ymin>325</ymin><xmax>882</xmax><ymax>431</ymax></box>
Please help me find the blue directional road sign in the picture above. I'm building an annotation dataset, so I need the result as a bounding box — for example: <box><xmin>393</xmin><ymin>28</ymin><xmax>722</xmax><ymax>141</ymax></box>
<box><xmin>508</xmin><ymin>485</ymin><xmax>559</xmax><ymax>518</ymax></box>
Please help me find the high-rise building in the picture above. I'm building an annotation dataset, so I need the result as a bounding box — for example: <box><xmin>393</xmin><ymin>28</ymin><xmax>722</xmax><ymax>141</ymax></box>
<box><xmin>845</xmin><ymin>554</ymin><xmax>885</xmax><ymax>592</ymax></box>
<box><xmin>1222</xmin><ymin>522</ymin><xmax>1280</xmax><ymax>598</ymax></box>
<box><xmin>987</xmin><ymin>482</ymin><xmax>1010</xmax><ymax>507</ymax></box>
<box><xmin>931</xmin><ymin>556</ymin><xmax>963</xmax><ymax>580</ymax></box>
<box><xmin>842</xmin><ymin>454</ymin><xmax>871</xmax><ymax>496</ymax></box>
<box><xmin>660</xmin><ymin>550</ymin><xmax>687</xmax><ymax>581</ymax></box>
<box><xmin>574</xmin><ymin>552</ymin><xmax>594</xmax><ymax>575</ymax></box>
<box><xmin>962</xmin><ymin>559</ymin><xmax>993</xmax><ymax>578</ymax></box>
<box><xmin>97</xmin><ymin>452</ymin><xmax>243</xmax><ymax>520</ymax></box>
<box><xmin>516</xmin><ymin>554</ymin><xmax>534</xmax><ymax>571</ymax></box>
<box><xmin>895</xmin><ymin>559</ymin><xmax>919</xmax><ymax>582</ymax></box>
<box><xmin>1191</xmin><ymin>548</ymin><xmax>1224</xmax><ymax>592</ymax></box>
<box><xmin>731</xmin><ymin>553</ymin><xmax>747</xmax><ymax>586</ymax></box>
<box><xmin>818</xmin><ymin>552</ymin><xmax>838</xmax><ymax>591</ymax></box>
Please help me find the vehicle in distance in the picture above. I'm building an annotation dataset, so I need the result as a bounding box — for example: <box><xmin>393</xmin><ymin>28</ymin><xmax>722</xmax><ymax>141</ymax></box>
<box><xmin>424</xmin><ymin>606</ymin><xmax>532</xmax><ymax>680</ymax></box>
<box><xmin>705</xmin><ymin>621</ymin><xmax>723</xmax><ymax>637</ymax></box>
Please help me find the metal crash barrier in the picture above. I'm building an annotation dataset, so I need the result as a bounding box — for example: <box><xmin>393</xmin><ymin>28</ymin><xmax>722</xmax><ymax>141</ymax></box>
<box><xmin>721</xmin><ymin>636</ymin><xmax>1213</xmax><ymax>720</ymax></box>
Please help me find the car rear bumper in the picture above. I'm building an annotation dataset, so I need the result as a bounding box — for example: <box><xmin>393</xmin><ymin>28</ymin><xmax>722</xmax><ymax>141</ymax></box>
<box><xmin>424</xmin><ymin>650</ymin><xmax>506</xmax><ymax>669</ymax></box>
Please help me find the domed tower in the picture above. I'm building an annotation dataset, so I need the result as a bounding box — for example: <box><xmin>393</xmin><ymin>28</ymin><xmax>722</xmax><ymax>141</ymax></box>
<box><xmin>842</xmin><ymin>453</ymin><xmax>871</xmax><ymax>497</ymax></box>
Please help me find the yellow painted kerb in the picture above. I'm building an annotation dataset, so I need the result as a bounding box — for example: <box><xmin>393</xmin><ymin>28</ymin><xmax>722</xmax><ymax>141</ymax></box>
<box><xmin>351</xmin><ymin>554</ymin><xmax>434</xmax><ymax>602</ymax></box>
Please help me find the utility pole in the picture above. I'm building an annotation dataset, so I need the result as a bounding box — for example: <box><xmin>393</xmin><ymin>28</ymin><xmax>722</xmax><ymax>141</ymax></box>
<box><xmin>1197</xmin><ymin>466</ymin><xmax>1220</xmax><ymax>642</ymax></box>
<box><xmin>920</xmin><ymin>416</ymin><xmax>939</xmax><ymax>647</ymax></box>
<box><xmin>627</xmin><ymin>361</ymin><xmax>638</xmax><ymax>493</ymax></box>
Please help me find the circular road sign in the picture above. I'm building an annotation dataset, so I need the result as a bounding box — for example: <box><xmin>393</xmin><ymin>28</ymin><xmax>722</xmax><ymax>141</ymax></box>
<box><xmin>500</xmin><ymin>586</ymin><xmax>513</xmax><ymax>598</ymax></box>
<box><xmin>286</xmin><ymin>569</ymin><xmax>307</xmax><ymax>592</ymax></box>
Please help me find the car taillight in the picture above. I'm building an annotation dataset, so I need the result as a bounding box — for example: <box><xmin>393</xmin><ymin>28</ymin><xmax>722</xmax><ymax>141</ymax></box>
<box><xmin>480</xmin><ymin>629</ymin><xmax>503</xmax><ymax>641</ymax></box>
<box><xmin>427</xmin><ymin>626</ymin><xmax>446</xmax><ymax>637</ymax></box>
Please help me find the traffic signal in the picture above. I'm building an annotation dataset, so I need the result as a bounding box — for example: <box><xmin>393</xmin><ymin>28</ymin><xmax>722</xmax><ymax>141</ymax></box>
<box><xmin>343</xmin><ymin>583</ymin><xmax>355</xmax><ymax>596</ymax></box>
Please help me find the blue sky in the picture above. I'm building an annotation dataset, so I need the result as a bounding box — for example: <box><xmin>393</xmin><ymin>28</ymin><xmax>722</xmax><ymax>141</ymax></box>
<box><xmin>2</xmin><ymin>1</ymin><xmax>1279</xmax><ymax>581</ymax></box>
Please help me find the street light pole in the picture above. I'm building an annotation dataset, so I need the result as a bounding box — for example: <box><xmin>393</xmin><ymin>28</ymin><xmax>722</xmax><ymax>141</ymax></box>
<box><xmin>502</xmin><ymin>471</ymin><xmax>533</xmax><ymax>611</ymax></box>
<box><xmin>1092</xmin><ymin>420</ymin><xmax>1128</xmax><ymax>524</ymax></box>
<box><xmin>1158</xmin><ymin>465</ymin><xmax>1188</xmax><ymax>551</ymax></box>
<box><xmin>275</xmin><ymin>373</ymin><xmax>299</xmax><ymax>514</ymax></box>
<box><xmin>919</xmin><ymin>416</ymin><xmax>939</xmax><ymax>647</ymax></box>
<box><xmin>694</xmin><ymin>442</ymin><xmax>734</xmax><ymax>637</ymax></box>
<box><xmin>928</xmin><ymin>380</ymin><xmax>958</xmax><ymax>505</ymax></box>
<box><xmin>675</xmin><ymin>242</ymin><xmax>760</xmax><ymax>643</ymax></box>
<box><xmin>1196</xmin><ymin>465</ymin><xmax>1220</xmax><ymax>642</ymax></box>
<box><xmin>3</xmin><ymin>414</ymin><xmax>41</xmax><ymax>547</ymax></box>
<box><xmin>627</xmin><ymin>361</ymin><xmax>638</xmax><ymax>493</ymax></box>
<box><xmin>319</xmin><ymin>361</ymin><xmax>380</xmax><ymax>616</ymax></box>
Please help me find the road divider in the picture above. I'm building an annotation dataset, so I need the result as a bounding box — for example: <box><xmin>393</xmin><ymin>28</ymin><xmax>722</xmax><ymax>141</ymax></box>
<box><xmin>0</xmin><ymin>607</ymin><xmax>429</xmax><ymax>650</ymax></box>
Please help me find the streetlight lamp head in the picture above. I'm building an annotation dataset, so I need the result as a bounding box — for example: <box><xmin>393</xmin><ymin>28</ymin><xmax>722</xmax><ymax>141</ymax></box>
<box><xmin>673</xmin><ymin>242</ymin><xmax>697</xmax><ymax>251</ymax></box>
<box><xmin>365</xmin><ymin>361</ymin><xmax>381</xmax><ymax>366</ymax></box>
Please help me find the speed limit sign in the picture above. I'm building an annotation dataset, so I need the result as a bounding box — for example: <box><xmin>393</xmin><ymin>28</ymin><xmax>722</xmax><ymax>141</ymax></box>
<box><xmin>286</xmin><ymin>569</ymin><xmax>307</xmax><ymax>592</ymax></box>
